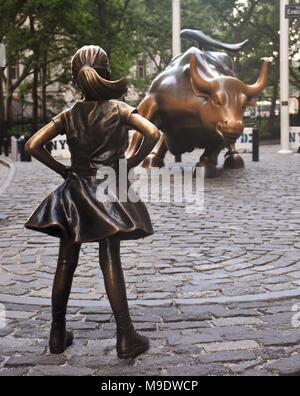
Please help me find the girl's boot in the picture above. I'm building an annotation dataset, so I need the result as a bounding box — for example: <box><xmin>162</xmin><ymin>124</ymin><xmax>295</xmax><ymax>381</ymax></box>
<box><xmin>116</xmin><ymin>315</ymin><xmax>149</xmax><ymax>359</ymax></box>
<box><xmin>49</xmin><ymin>310</ymin><xmax>73</xmax><ymax>354</ymax></box>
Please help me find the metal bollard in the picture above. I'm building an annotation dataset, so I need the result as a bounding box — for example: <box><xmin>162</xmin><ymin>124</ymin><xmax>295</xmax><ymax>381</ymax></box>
<box><xmin>11</xmin><ymin>137</ymin><xmax>18</xmax><ymax>161</ymax></box>
<box><xmin>175</xmin><ymin>154</ymin><xmax>182</xmax><ymax>163</ymax></box>
<box><xmin>18</xmin><ymin>136</ymin><xmax>31</xmax><ymax>162</ymax></box>
<box><xmin>252</xmin><ymin>128</ymin><xmax>259</xmax><ymax>162</ymax></box>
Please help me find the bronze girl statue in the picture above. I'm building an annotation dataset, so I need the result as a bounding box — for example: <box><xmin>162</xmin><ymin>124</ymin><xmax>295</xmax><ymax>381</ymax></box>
<box><xmin>25</xmin><ymin>45</ymin><xmax>160</xmax><ymax>359</ymax></box>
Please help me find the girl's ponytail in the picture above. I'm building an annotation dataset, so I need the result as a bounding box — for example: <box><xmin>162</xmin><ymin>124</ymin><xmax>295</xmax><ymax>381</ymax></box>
<box><xmin>77</xmin><ymin>66</ymin><xmax>127</xmax><ymax>100</ymax></box>
<box><xmin>72</xmin><ymin>46</ymin><xmax>127</xmax><ymax>100</ymax></box>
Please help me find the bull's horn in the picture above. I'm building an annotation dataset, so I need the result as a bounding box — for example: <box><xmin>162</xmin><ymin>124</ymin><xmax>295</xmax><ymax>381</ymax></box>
<box><xmin>244</xmin><ymin>60</ymin><xmax>270</xmax><ymax>97</ymax></box>
<box><xmin>190</xmin><ymin>54</ymin><xmax>212</xmax><ymax>94</ymax></box>
<box><xmin>181</xmin><ymin>29</ymin><xmax>248</xmax><ymax>52</ymax></box>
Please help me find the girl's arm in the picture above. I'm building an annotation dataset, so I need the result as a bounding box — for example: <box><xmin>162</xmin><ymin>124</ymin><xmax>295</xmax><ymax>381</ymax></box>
<box><xmin>25</xmin><ymin>122</ymin><xmax>68</xmax><ymax>178</ymax></box>
<box><xmin>126</xmin><ymin>113</ymin><xmax>161</xmax><ymax>168</ymax></box>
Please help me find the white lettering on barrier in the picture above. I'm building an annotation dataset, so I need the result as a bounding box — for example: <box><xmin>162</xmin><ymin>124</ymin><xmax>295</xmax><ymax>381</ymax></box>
<box><xmin>289</xmin><ymin>127</ymin><xmax>300</xmax><ymax>150</ymax></box>
<box><xmin>235</xmin><ymin>127</ymin><xmax>253</xmax><ymax>152</ymax></box>
<box><xmin>50</xmin><ymin>135</ymin><xmax>70</xmax><ymax>159</ymax></box>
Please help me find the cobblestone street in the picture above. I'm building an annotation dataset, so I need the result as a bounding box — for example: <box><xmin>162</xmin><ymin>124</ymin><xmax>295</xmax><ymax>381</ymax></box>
<box><xmin>0</xmin><ymin>145</ymin><xmax>300</xmax><ymax>376</ymax></box>
<box><xmin>0</xmin><ymin>163</ymin><xmax>8</xmax><ymax>194</ymax></box>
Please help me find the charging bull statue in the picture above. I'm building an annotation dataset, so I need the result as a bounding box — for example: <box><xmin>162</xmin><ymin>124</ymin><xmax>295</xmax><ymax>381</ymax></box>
<box><xmin>126</xmin><ymin>30</ymin><xmax>269</xmax><ymax>177</ymax></box>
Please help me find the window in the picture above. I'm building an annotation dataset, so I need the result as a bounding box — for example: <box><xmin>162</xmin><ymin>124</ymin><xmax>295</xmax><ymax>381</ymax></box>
<box><xmin>136</xmin><ymin>61</ymin><xmax>146</xmax><ymax>79</ymax></box>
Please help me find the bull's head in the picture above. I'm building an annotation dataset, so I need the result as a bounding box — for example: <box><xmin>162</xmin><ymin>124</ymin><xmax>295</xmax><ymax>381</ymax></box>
<box><xmin>190</xmin><ymin>54</ymin><xmax>269</xmax><ymax>143</ymax></box>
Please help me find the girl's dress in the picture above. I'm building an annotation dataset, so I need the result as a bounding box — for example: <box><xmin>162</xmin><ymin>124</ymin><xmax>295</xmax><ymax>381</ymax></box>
<box><xmin>25</xmin><ymin>100</ymin><xmax>153</xmax><ymax>243</ymax></box>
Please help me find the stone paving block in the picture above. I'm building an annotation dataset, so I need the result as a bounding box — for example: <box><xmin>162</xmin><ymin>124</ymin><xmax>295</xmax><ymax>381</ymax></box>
<box><xmin>137</xmin><ymin>354</ymin><xmax>195</xmax><ymax>369</ymax></box>
<box><xmin>5</xmin><ymin>310</ymin><xmax>36</xmax><ymax>319</ymax></box>
<box><xmin>14</xmin><ymin>327</ymin><xmax>49</xmax><ymax>339</ymax></box>
<box><xmin>67</xmin><ymin>355</ymin><xmax>118</xmax><ymax>369</ymax></box>
<box><xmin>84</xmin><ymin>314</ymin><xmax>112</xmax><ymax>323</ymax></box>
<box><xmin>165</xmin><ymin>364</ymin><xmax>228</xmax><ymax>376</ymax></box>
<box><xmin>257</xmin><ymin>330</ymin><xmax>300</xmax><ymax>347</ymax></box>
<box><xmin>0</xmin><ymin>367</ymin><xmax>29</xmax><ymax>376</ymax></box>
<box><xmin>267</xmin><ymin>354</ymin><xmax>300</xmax><ymax>376</ymax></box>
<box><xmin>28</xmin><ymin>365</ymin><xmax>94</xmax><ymax>376</ymax></box>
<box><xmin>1</xmin><ymin>147</ymin><xmax>300</xmax><ymax>375</ymax></box>
<box><xmin>168</xmin><ymin>331</ymin><xmax>223</xmax><ymax>346</ymax></box>
<box><xmin>68</xmin><ymin>321</ymin><xmax>99</xmax><ymax>331</ymax></box>
<box><xmin>196</xmin><ymin>340</ymin><xmax>260</xmax><ymax>353</ymax></box>
<box><xmin>212</xmin><ymin>316</ymin><xmax>263</xmax><ymax>327</ymax></box>
<box><xmin>261</xmin><ymin>312</ymin><xmax>294</xmax><ymax>327</ymax></box>
<box><xmin>241</xmin><ymin>369</ymin><xmax>274</xmax><ymax>376</ymax></box>
<box><xmin>79</xmin><ymin>307</ymin><xmax>114</xmax><ymax>315</ymax></box>
<box><xmin>158</xmin><ymin>321</ymin><xmax>210</xmax><ymax>330</ymax></box>
<box><xmin>0</xmin><ymin>326</ymin><xmax>15</xmax><ymax>337</ymax></box>
<box><xmin>0</xmin><ymin>336</ymin><xmax>46</xmax><ymax>355</ymax></box>
<box><xmin>72</xmin><ymin>329</ymin><xmax>115</xmax><ymax>340</ymax></box>
<box><xmin>4</xmin><ymin>354</ymin><xmax>66</xmax><ymax>368</ymax></box>
<box><xmin>94</xmin><ymin>366</ymin><xmax>161</xmax><ymax>376</ymax></box>
<box><xmin>198</xmin><ymin>350</ymin><xmax>257</xmax><ymax>364</ymax></box>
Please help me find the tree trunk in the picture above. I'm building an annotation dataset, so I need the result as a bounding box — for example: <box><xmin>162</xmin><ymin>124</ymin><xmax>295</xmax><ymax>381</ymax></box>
<box><xmin>42</xmin><ymin>49</ymin><xmax>48</xmax><ymax>123</ymax></box>
<box><xmin>4</xmin><ymin>66</ymin><xmax>13</xmax><ymax>132</ymax></box>
<box><xmin>31</xmin><ymin>66</ymin><xmax>39</xmax><ymax>134</ymax></box>
<box><xmin>296</xmin><ymin>94</ymin><xmax>300</xmax><ymax>126</ymax></box>
<box><xmin>267</xmin><ymin>84</ymin><xmax>279</xmax><ymax>135</ymax></box>
<box><xmin>30</xmin><ymin>15</ymin><xmax>39</xmax><ymax>134</ymax></box>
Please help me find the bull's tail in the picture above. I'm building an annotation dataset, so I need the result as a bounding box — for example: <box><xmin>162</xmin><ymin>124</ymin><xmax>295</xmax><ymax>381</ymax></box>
<box><xmin>180</xmin><ymin>29</ymin><xmax>248</xmax><ymax>52</ymax></box>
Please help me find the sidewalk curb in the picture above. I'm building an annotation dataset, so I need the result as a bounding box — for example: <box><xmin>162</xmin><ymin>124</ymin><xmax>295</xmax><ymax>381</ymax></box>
<box><xmin>0</xmin><ymin>157</ymin><xmax>16</xmax><ymax>196</ymax></box>
<box><xmin>0</xmin><ymin>288</ymin><xmax>299</xmax><ymax>308</ymax></box>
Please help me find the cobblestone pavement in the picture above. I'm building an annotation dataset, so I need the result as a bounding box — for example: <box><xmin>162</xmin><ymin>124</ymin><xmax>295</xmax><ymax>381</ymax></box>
<box><xmin>0</xmin><ymin>162</ymin><xmax>8</xmax><ymax>190</ymax></box>
<box><xmin>0</xmin><ymin>146</ymin><xmax>300</xmax><ymax>376</ymax></box>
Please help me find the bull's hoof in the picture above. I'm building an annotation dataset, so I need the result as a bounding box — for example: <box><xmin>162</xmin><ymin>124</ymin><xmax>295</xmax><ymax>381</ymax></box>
<box><xmin>142</xmin><ymin>154</ymin><xmax>165</xmax><ymax>169</ymax></box>
<box><xmin>223</xmin><ymin>154</ymin><xmax>245</xmax><ymax>170</ymax></box>
<box><xmin>194</xmin><ymin>162</ymin><xmax>219</xmax><ymax>178</ymax></box>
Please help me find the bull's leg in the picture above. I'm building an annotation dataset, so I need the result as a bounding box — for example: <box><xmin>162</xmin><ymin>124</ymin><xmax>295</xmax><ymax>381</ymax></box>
<box><xmin>195</xmin><ymin>144</ymin><xmax>225</xmax><ymax>178</ymax></box>
<box><xmin>126</xmin><ymin>96</ymin><xmax>166</xmax><ymax>168</ymax></box>
<box><xmin>126</xmin><ymin>131</ymin><xmax>143</xmax><ymax>159</ymax></box>
<box><xmin>223</xmin><ymin>143</ymin><xmax>245</xmax><ymax>169</ymax></box>
<box><xmin>127</xmin><ymin>132</ymin><xmax>167</xmax><ymax>169</ymax></box>
<box><xmin>139</xmin><ymin>97</ymin><xmax>166</xmax><ymax>168</ymax></box>
<box><xmin>143</xmin><ymin>135</ymin><xmax>167</xmax><ymax>168</ymax></box>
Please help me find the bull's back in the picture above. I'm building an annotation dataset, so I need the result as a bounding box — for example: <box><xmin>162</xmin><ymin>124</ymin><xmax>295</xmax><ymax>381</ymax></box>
<box><xmin>143</xmin><ymin>48</ymin><xmax>234</xmax><ymax>154</ymax></box>
<box><xmin>149</xmin><ymin>47</ymin><xmax>235</xmax><ymax>96</ymax></box>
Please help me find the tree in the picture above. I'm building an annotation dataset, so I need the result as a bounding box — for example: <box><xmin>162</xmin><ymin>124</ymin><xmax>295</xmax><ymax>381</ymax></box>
<box><xmin>0</xmin><ymin>0</ymin><xmax>290</xmax><ymax>139</ymax></box>
<box><xmin>0</xmin><ymin>0</ymin><xmax>141</xmax><ymax>136</ymax></box>
<box><xmin>0</xmin><ymin>0</ymin><xmax>29</xmax><ymax>135</ymax></box>
<box><xmin>188</xmin><ymin>0</ymin><xmax>280</xmax><ymax>136</ymax></box>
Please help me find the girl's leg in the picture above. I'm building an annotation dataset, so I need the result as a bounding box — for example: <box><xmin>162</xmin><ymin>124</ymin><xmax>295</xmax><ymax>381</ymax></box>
<box><xmin>49</xmin><ymin>237</ymin><xmax>81</xmax><ymax>354</ymax></box>
<box><xmin>99</xmin><ymin>237</ymin><xmax>149</xmax><ymax>359</ymax></box>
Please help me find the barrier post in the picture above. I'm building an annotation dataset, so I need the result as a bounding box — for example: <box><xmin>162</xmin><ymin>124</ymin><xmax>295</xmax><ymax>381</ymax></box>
<box><xmin>11</xmin><ymin>137</ymin><xmax>18</xmax><ymax>161</ymax></box>
<box><xmin>175</xmin><ymin>154</ymin><xmax>182</xmax><ymax>163</ymax></box>
<box><xmin>252</xmin><ymin>128</ymin><xmax>259</xmax><ymax>162</ymax></box>
<box><xmin>18</xmin><ymin>136</ymin><xmax>31</xmax><ymax>162</ymax></box>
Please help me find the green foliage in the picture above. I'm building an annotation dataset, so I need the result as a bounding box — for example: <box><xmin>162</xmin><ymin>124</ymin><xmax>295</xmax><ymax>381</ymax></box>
<box><xmin>0</xmin><ymin>0</ymin><xmax>297</xmax><ymax>139</ymax></box>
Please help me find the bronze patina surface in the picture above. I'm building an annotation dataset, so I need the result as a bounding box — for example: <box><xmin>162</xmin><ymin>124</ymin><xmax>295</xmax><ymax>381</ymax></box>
<box><xmin>127</xmin><ymin>30</ymin><xmax>269</xmax><ymax>177</ymax></box>
<box><xmin>25</xmin><ymin>45</ymin><xmax>160</xmax><ymax>359</ymax></box>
